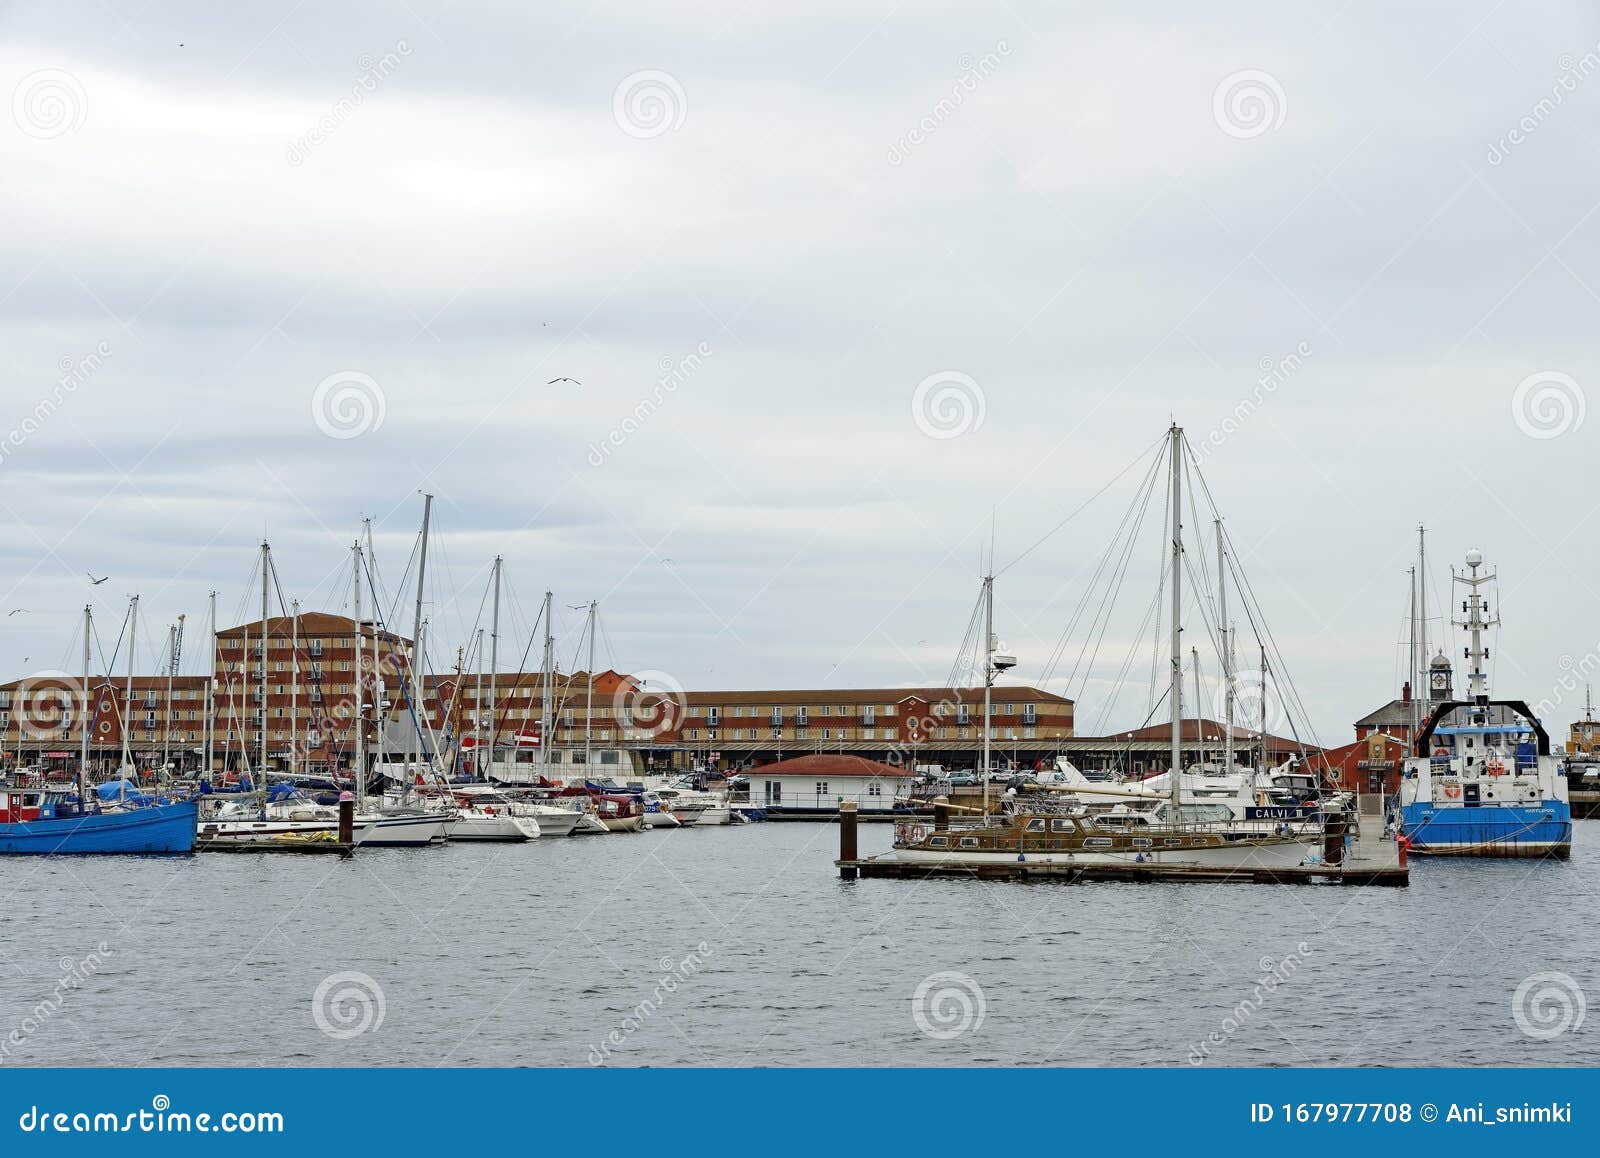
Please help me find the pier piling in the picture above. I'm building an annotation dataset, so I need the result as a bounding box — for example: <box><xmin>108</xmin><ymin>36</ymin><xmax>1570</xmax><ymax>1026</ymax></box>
<box><xmin>339</xmin><ymin>791</ymin><xmax>354</xmax><ymax>845</ymax></box>
<box><xmin>838</xmin><ymin>801</ymin><xmax>858</xmax><ymax>879</ymax></box>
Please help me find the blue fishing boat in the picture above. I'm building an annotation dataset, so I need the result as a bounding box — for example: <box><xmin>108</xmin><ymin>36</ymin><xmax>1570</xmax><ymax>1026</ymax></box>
<box><xmin>0</xmin><ymin>788</ymin><xmax>198</xmax><ymax>855</ymax></box>
<box><xmin>0</xmin><ymin>602</ymin><xmax>198</xmax><ymax>855</ymax></box>
<box><xmin>1399</xmin><ymin>549</ymin><xmax>1572</xmax><ymax>858</ymax></box>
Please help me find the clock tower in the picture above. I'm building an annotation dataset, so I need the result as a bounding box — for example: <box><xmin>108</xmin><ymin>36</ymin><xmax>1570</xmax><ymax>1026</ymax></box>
<box><xmin>1428</xmin><ymin>651</ymin><xmax>1453</xmax><ymax>702</ymax></box>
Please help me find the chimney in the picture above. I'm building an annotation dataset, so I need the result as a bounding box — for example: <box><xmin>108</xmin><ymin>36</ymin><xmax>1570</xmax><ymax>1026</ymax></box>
<box><xmin>1402</xmin><ymin>680</ymin><xmax>1412</xmax><ymax>704</ymax></box>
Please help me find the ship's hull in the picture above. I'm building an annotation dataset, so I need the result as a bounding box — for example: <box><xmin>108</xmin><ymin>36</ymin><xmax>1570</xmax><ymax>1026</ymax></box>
<box><xmin>1400</xmin><ymin>801</ymin><xmax>1571</xmax><ymax>858</ymax></box>
<box><xmin>0</xmin><ymin>800</ymin><xmax>198</xmax><ymax>855</ymax></box>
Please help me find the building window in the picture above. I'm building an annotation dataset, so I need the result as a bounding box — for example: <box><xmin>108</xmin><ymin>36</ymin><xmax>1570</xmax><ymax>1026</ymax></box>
<box><xmin>1024</xmin><ymin>703</ymin><xmax>1037</xmax><ymax>725</ymax></box>
<box><xmin>815</xmin><ymin>781</ymin><xmax>829</xmax><ymax>796</ymax></box>
<box><xmin>867</xmin><ymin>782</ymin><xmax>882</xmax><ymax>796</ymax></box>
<box><xmin>796</xmin><ymin>707</ymin><xmax>809</xmax><ymax>725</ymax></box>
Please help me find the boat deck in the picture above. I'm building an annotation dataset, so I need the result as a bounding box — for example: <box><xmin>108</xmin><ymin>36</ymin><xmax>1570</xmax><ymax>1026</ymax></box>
<box><xmin>836</xmin><ymin>810</ymin><xmax>1408</xmax><ymax>886</ymax></box>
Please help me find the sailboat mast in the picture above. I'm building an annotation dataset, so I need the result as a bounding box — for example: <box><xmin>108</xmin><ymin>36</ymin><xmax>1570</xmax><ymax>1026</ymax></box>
<box><xmin>205</xmin><ymin>590</ymin><xmax>216</xmax><ymax>780</ymax></box>
<box><xmin>1168</xmin><ymin>425</ymin><xmax>1183</xmax><ymax>817</ymax></box>
<box><xmin>540</xmin><ymin>590</ymin><xmax>553</xmax><ymax>778</ymax></box>
<box><xmin>470</xmin><ymin>633</ymin><xmax>482</xmax><ymax>778</ymax></box>
<box><xmin>585</xmin><ymin>600</ymin><xmax>596</xmax><ymax>772</ymax></box>
<box><xmin>1408</xmin><ymin>569</ymin><xmax>1420</xmax><ymax>742</ymax></box>
<box><xmin>1259</xmin><ymin>646</ymin><xmax>1268</xmax><ymax>771</ymax></box>
<box><xmin>162</xmin><ymin>623</ymin><xmax>174</xmax><ymax>773</ymax></box>
<box><xmin>122</xmin><ymin>595</ymin><xmax>138</xmax><ymax>792</ymax></box>
<box><xmin>352</xmin><ymin>541</ymin><xmax>366</xmax><ymax>810</ymax></box>
<box><xmin>1191</xmin><ymin>647</ymin><xmax>1202</xmax><ymax>761</ymax></box>
<box><xmin>259</xmin><ymin>543</ymin><xmax>270</xmax><ymax>784</ymax></box>
<box><xmin>488</xmin><ymin>556</ymin><xmax>501</xmax><ymax>776</ymax></box>
<box><xmin>409</xmin><ymin>494</ymin><xmax>433</xmax><ymax>776</ymax></box>
<box><xmin>982</xmin><ymin>574</ymin><xmax>994</xmax><ymax>815</ymax></box>
<box><xmin>79</xmin><ymin>604</ymin><xmax>91</xmax><ymax>803</ymax></box>
<box><xmin>1216</xmin><ymin>520</ymin><xmax>1233</xmax><ymax>771</ymax></box>
<box><xmin>1417</xmin><ymin>525</ymin><xmax>1428</xmax><ymax>698</ymax></box>
<box><xmin>291</xmin><ymin>599</ymin><xmax>300</xmax><ymax>780</ymax></box>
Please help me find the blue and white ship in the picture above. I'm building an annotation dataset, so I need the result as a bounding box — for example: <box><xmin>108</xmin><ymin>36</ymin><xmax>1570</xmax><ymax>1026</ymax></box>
<box><xmin>1399</xmin><ymin>549</ymin><xmax>1572</xmax><ymax>858</ymax></box>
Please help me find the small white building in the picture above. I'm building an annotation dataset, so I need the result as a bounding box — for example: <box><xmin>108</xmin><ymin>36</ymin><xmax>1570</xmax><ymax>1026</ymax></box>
<box><xmin>748</xmin><ymin>754</ymin><xmax>917</xmax><ymax>818</ymax></box>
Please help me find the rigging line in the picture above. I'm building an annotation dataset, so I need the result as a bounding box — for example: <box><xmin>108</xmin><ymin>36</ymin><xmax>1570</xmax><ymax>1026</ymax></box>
<box><xmin>1088</xmin><ymin>580</ymin><xmax>1166</xmax><ymax>737</ymax></box>
<box><xmin>944</xmin><ymin>586</ymin><xmax>986</xmax><ymax>692</ymax></box>
<box><xmin>1183</xmin><ymin>437</ymin><xmax>1322</xmax><ymax>749</ymax></box>
<box><xmin>1061</xmin><ymin>449</ymin><xmax>1163</xmax><ymax>697</ymax></box>
<box><xmin>1147</xmin><ymin>465</ymin><xmax>1172</xmax><ymax>717</ymax></box>
<box><xmin>1038</xmin><ymin>447</ymin><xmax>1164</xmax><ymax>687</ymax></box>
<box><xmin>995</xmin><ymin>432</ymin><xmax>1167</xmax><ymax>578</ymax></box>
<box><xmin>1218</xmin><ymin>526</ymin><xmax>1323</xmax><ymax>752</ymax></box>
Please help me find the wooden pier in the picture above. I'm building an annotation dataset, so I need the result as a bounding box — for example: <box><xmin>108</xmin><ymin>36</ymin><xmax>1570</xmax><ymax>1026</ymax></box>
<box><xmin>1570</xmin><ymin>790</ymin><xmax>1600</xmax><ymax>820</ymax></box>
<box><xmin>835</xmin><ymin>802</ymin><xmax>1408</xmax><ymax>886</ymax></box>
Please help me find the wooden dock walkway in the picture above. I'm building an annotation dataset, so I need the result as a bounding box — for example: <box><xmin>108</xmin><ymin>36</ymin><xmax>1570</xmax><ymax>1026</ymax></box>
<box><xmin>835</xmin><ymin>803</ymin><xmax>1408</xmax><ymax>886</ymax></box>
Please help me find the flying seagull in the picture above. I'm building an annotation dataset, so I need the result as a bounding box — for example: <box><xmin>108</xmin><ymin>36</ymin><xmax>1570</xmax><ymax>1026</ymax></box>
<box><xmin>547</xmin><ymin>377</ymin><xmax>582</xmax><ymax>386</ymax></box>
<box><xmin>88</xmin><ymin>573</ymin><xmax>109</xmax><ymax>585</ymax></box>
<box><xmin>7</xmin><ymin>609</ymin><xmax>27</xmax><ymax>616</ymax></box>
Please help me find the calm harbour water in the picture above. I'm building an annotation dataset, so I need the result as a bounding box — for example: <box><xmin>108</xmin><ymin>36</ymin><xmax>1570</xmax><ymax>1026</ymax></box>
<box><xmin>0</xmin><ymin>819</ymin><xmax>1595</xmax><ymax>1067</ymax></box>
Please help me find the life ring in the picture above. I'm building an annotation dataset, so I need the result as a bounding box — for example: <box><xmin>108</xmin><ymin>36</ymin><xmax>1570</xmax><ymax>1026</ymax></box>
<box><xmin>1486</xmin><ymin>760</ymin><xmax>1506</xmax><ymax>777</ymax></box>
<box><xmin>1443</xmin><ymin>783</ymin><xmax>1461</xmax><ymax>799</ymax></box>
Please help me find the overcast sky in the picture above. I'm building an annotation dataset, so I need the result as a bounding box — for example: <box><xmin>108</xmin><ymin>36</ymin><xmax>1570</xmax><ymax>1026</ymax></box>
<box><xmin>3</xmin><ymin>1</ymin><xmax>1600</xmax><ymax>746</ymax></box>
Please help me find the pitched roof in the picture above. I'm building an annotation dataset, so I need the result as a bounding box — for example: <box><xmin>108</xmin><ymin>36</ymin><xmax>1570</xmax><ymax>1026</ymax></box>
<box><xmin>683</xmin><ymin>686</ymin><xmax>1072</xmax><ymax>707</ymax></box>
<box><xmin>747</xmin><ymin>754</ymin><xmax>910</xmax><ymax>778</ymax></box>
<box><xmin>1353</xmin><ymin>698</ymin><xmax>1414</xmax><ymax>727</ymax></box>
<box><xmin>1099</xmin><ymin>718</ymin><xmax>1306</xmax><ymax>747</ymax></box>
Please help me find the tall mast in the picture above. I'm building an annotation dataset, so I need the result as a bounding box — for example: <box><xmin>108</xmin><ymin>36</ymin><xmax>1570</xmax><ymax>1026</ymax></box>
<box><xmin>585</xmin><ymin>600</ymin><xmax>597</xmax><ymax>772</ymax></box>
<box><xmin>291</xmin><ymin>599</ymin><xmax>300</xmax><ymax>780</ymax></box>
<box><xmin>410</xmin><ymin>493</ymin><xmax>433</xmax><ymax>776</ymax></box>
<box><xmin>1259</xmin><ymin>646</ymin><xmax>1269</xmax><ymax>771</ymax></box>
<box><xmin>489</xmin><ymin>556</ymin><xmax>501</xmax><ymax>777</ymax></box>
<box><xmin>162</xmin><ymin>623</ymin><xmax>175</xmax><ymax>773</ymax></box>
<box><xmin>981</xmin><ymin>574</ymin><xmax>994</xmax><ymax>817</ymax></box>
<box><xmin>204</xmin><ymin>590</ymin><xmax>216</xmax><ymax>780</ymax></box>
<box><xmin>540</xmin><ymin>590</ymin><xmax>553</xmax><ymax>778</ymax></box>
<box><xmin>472</xmin><ymin>630</ymin><xmax>484</xmax><ymax>778</ymax></box>
<box><xmin>1191</xmin><ymin>647</ymin><xmax>1202</xmax><ymax>762</ymax></box>
<box><xmin>352</xmin><ymin>541</ymin><xmax>366</xmax><ymax>810</ymax></box>
<box><xmin>1453</xmin><ymin>549</ymin><xmax>1497</xmax><ymax>706</ymax></box>
<box><xmin>1417</xmin><ymin>524</ymin><xmax>1428</xmax><ymax>698</ymax></box>
<box><xmin>1407</xmin><ymin>565</ymin><xmax>1418</xmax><ymax>738</ymax></box>
<box><xmin>1216</xmin><ymin>519</ymin><xmax>1233</xmax><ymax>772</ymax></box>
<box><xmin>122</xmin><ymin>595</ymin><xmax>138</xmax><ymax>793</ymax></box>
<box><xmin>79</xmin><ymin>604</ymin><xmax>91</xmax><ymax>804</ymax></box>
<box><xmin>1168</xmin><ymin>424</ymin><xmax>1183</xmax><ymax>817</ymax></box>
<box><xmin>259</xmin><ymin>542</ymin><xmax>270</xmax><ymax>785</ymax></box>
